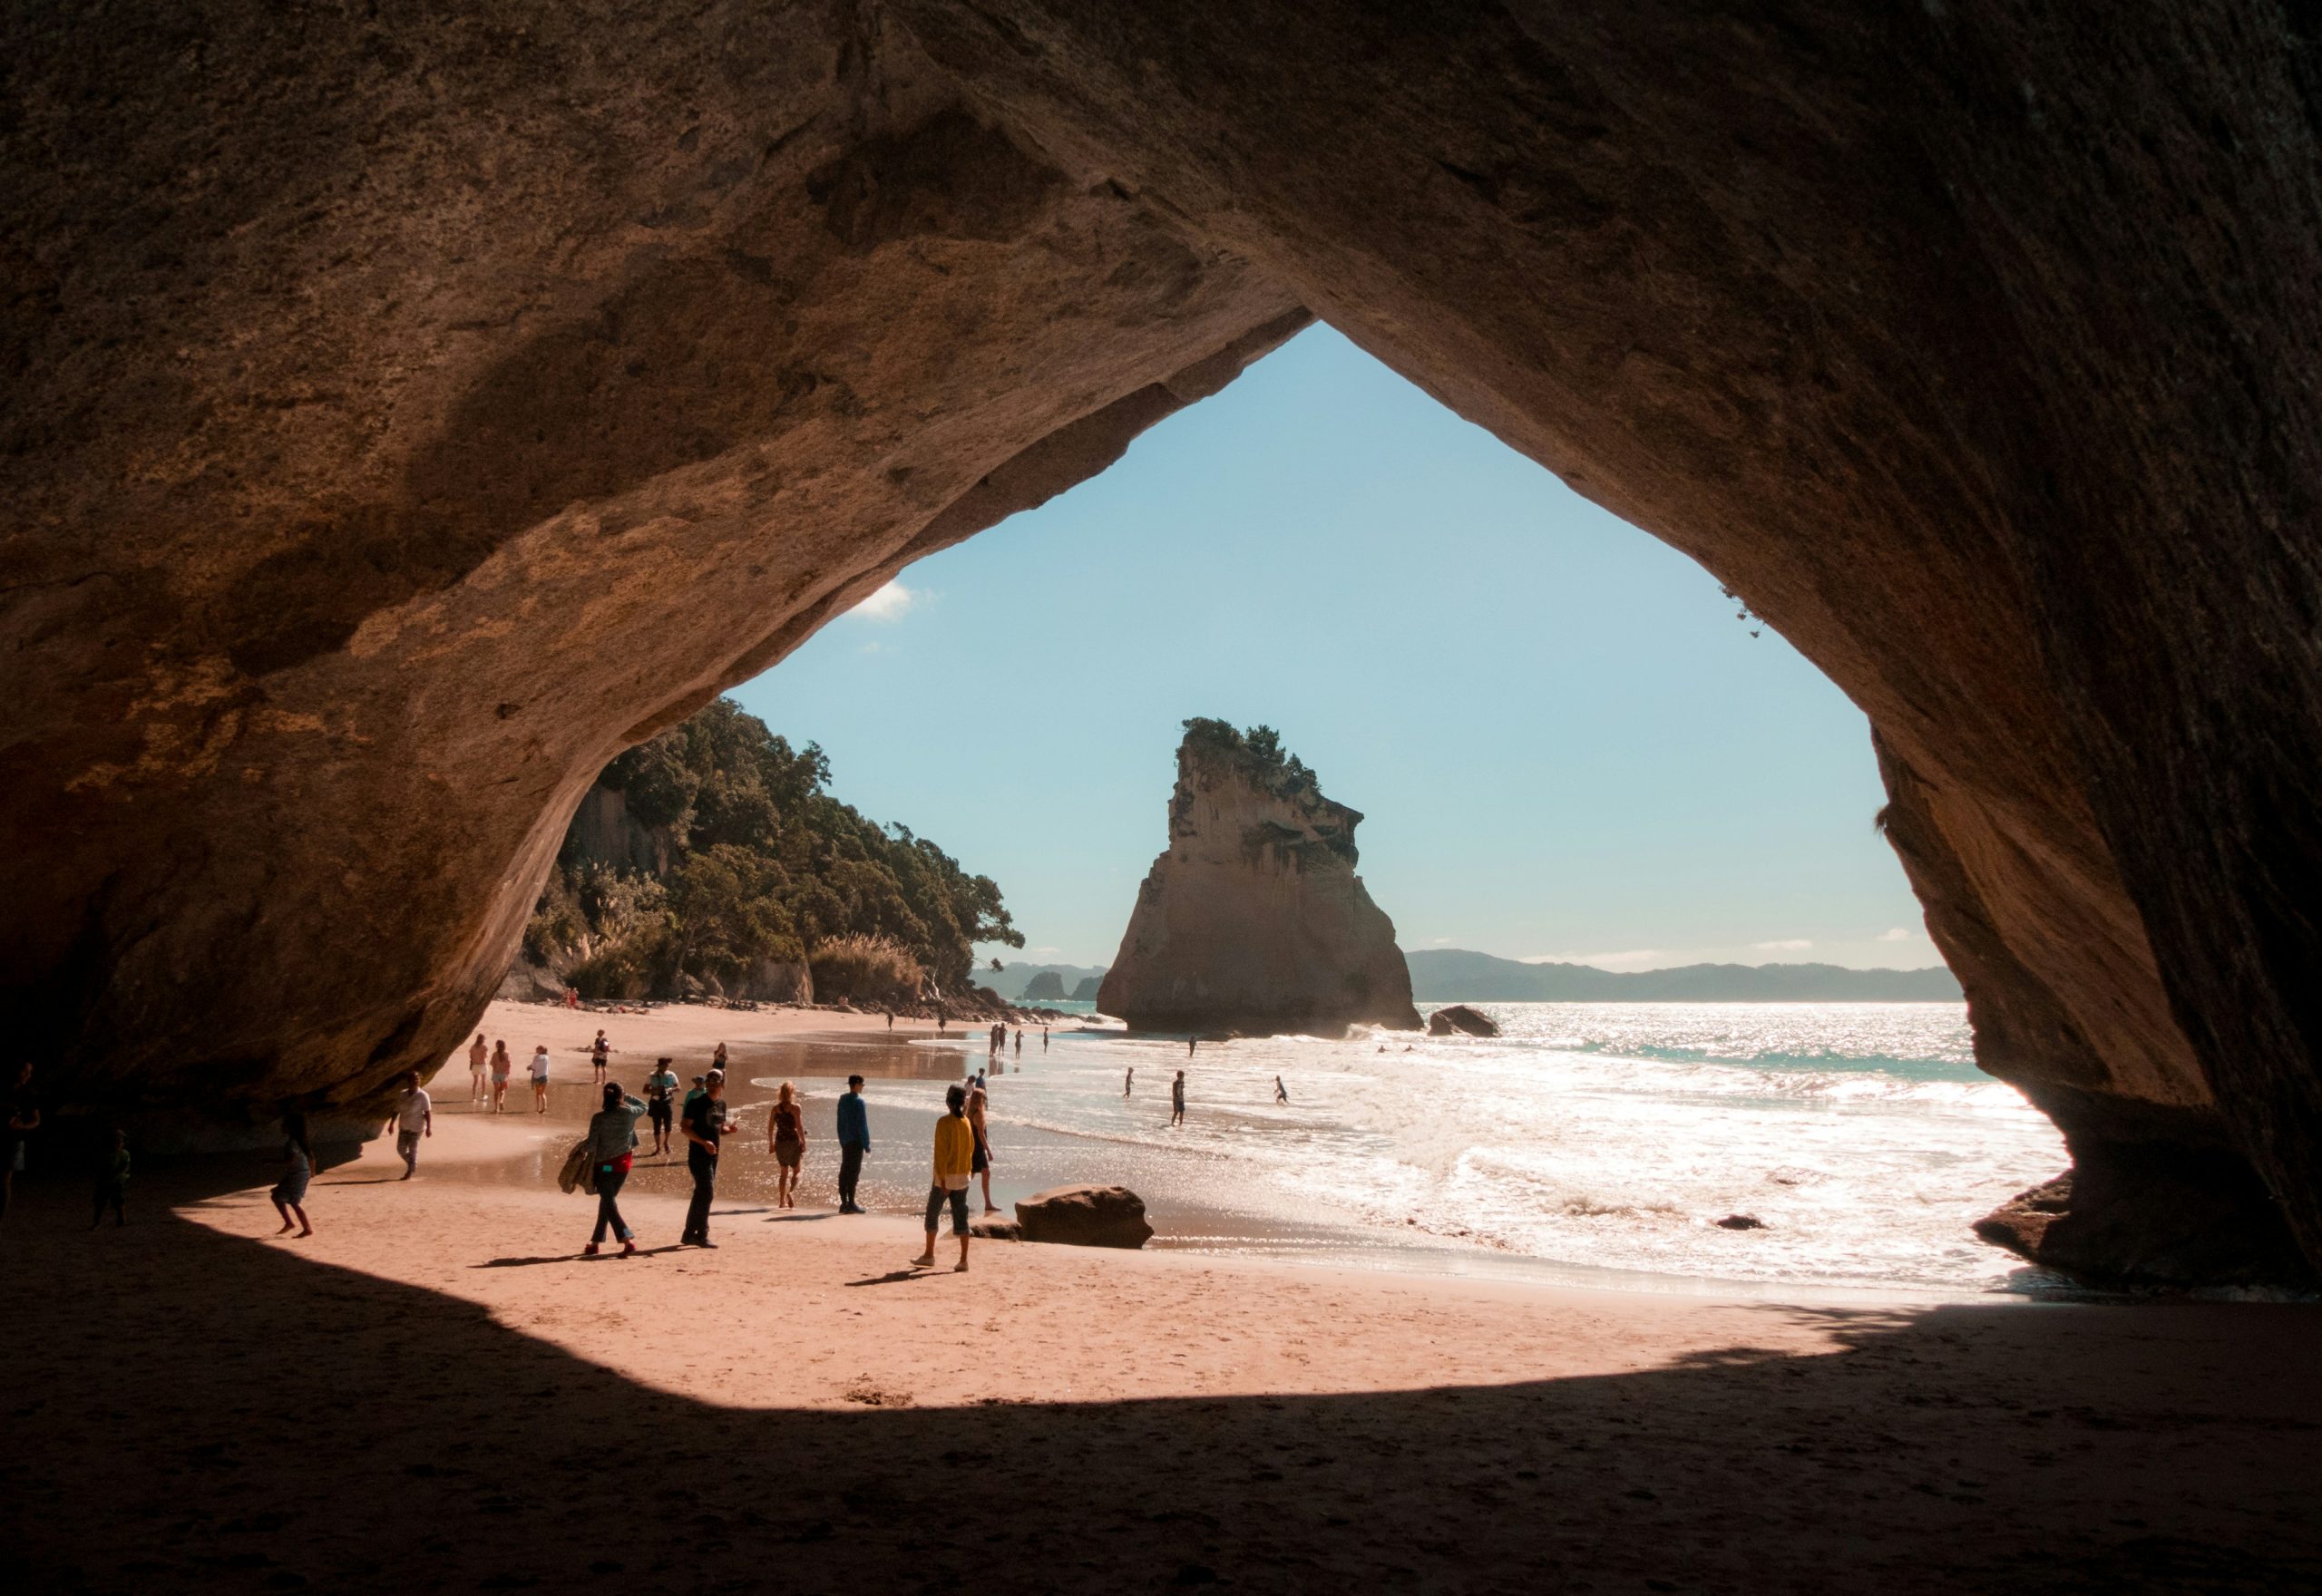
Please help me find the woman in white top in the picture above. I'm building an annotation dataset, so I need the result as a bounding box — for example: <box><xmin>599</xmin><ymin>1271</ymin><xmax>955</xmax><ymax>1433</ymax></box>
<box><xmin>529</xmin><ymin>1046</ymin><xmax>551</xmax><ymax>1114</ymax></box>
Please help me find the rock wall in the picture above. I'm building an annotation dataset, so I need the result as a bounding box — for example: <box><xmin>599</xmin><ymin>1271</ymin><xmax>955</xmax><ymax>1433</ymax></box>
<box><xmin>564</xmin><ymin>788</ymin><xmax>673</xmax><ymax>881</ymax></box>
<box><xmin>5</xmin><ymin>4</ymin><xmax>2321</xmax><ymax>1280</ymax></box>
<box><xmin>1098</xmin><ymin>725</ymin><xmax>1420</xmax><ymax>1036</ymax></box>
<box><xmin>0</xmin><ymin>2</ymin><xmax>1303</xmax><ymax>1132</ymax></box>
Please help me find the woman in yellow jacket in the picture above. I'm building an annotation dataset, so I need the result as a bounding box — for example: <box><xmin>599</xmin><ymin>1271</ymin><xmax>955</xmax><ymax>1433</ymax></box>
<box><xmin>912</xmin><ymin>1082</ymin><xmax>976</xmax><ymax>1272</ymax></box>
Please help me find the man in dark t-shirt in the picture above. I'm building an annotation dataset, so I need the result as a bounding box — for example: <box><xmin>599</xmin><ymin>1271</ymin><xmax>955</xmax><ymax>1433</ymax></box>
<box><xmin>680</xmin><ymin>1070</ymin><xmax>735</xmax><ymax>1247</ymax></box>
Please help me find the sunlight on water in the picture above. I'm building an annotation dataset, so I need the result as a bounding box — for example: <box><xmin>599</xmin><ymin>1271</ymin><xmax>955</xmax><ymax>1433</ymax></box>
<box><xmin>885</xmin><ymin>1002</ymin><xmax>2064</xmax><ymax>1294</ymax></box>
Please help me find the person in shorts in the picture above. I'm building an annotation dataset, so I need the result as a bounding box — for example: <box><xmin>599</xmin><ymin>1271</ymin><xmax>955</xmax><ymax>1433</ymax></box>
<box><xmin>391</xmin><ymin>1070</ymin><xmax>431</xmax><ymax>1178</ymax></box>
<box><xmin>529</xmin><ymin>1045</ymin><xmax>551</xmax><ymax>1113</ymax></box>
<box><xmin>644</xmin><ymin>1056</ymin><xmax>678</xmax><ymax>1155</ymax></box>
<box><xmin>467</xmin><ymin>1033</ymin><xmax>489</xmax><ymax>1103</ymax></box>
<box><xmin>489</xmin><ymin>1041</ymin><xmax>512</xmax><ymax>1113</ymax></box>
<box><xmin>910</xmin><ymin>1084</ymin><xmax>975</xmax><ymax>1273</ymax></box>
<box><xmin>270</xmin><ymin>1109</ymin><xmax>315</xmax><ymax>1237</ymax></box>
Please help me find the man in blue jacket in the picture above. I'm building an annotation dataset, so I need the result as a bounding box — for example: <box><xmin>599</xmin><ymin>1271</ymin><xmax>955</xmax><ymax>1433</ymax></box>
<box><xmin>835</xmin><ymin>1074</ymin><xmax>871</xmax><ymax>1214</ymax></box>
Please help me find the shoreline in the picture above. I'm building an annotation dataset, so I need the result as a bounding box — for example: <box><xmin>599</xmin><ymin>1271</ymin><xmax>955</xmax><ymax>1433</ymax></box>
<box><xmin>445</xmin><ymin>999</ymin><xmax>2071</xmax><ymax>1306</ymax></box>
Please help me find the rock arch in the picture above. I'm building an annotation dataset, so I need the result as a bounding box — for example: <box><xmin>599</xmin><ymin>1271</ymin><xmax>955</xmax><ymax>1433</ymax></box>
<box><xmin>4</xmin><ymin>4</ymin><xmax>2317</xmax><ymax>1282</ymax></box>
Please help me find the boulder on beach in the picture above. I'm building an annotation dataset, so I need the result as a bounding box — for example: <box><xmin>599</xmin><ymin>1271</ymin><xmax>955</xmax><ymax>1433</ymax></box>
<box><xmin>1014</xmin><ymin>1184</ymin><xmax>1155</xmax><ymax>1249</ymax></box>
<box><xmin>497</xmin><ymin>959</ymin><xmax>566</xmax><ymax>1004</ymax></box>
<box><xmin>1427</xmin><ymin>1004</ymin><xmax>1499</xmax><ymax>1037</ymax></box>
<box><xmin>970</xmin><ymin>1215</ymin><xmax>1023</xmax><ymax>1241</ymax></box>
<box><xmin>1716</xmin><ymin>1213</ymin><xmax>1766</xmax><ymax>1231</ymax></box>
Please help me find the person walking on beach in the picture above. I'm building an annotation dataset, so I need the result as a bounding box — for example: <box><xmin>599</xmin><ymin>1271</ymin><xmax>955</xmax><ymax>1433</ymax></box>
<box><xmin>835</xmin><ymin>1074</ymin><xmax>870</xmax><ymax>1213</ymax></box>
<box><xmin>271</xmin><ymin>1109</ymin><xmax>315</xmax><ymax>1237</ymax></box>
<box><xmin>90</xmin><ymin>1128</ymin><xmax>130</xmax><ymax>1229</ymax></box>
<box><xmin>4</xmin><ymin>1061</ymin><xmax>39</xmax><ymax>1223</ymax></box>
<box><xmin>767</xmin><ymin>1080</ymin><xmax>806</xmax><ymax>1209</ymax></box>
<box><xmin>392</xmin><ymin>1070</ymin><xmax>432</xmax><ymax>1179</ymax></box>
<box><xmin>489</xmin><ymin>1041</ymin><xmax>512</xmax><ymax>1113</ymax></box>
<box><xmin>968</xmin><ymin>1083</ymin><xmax>1000</xmax><ymax>1215</ymax></box>
<box><xmin>529</xmin><ymin>1045</ymin><xmax>551</xmax><ymax>1113</ymax></box>
<box><xmin>683</xmin><ymin>1074</ymin><xmax>706</xmax><ymax>1113</ymax></box>
<box><xmin>910</xmin><ymin>1083</ymin><xmax>975</xmax><ymax>1273</ymax></box>
<box><xmin>711</xmin><ymin>1042</ymin><xmax>729</xmax><ymax>1073</ymax></box>
<box><xmin>1274</xmin><ymin>1075</ymin><xmax>1289</xmax><ymax>1105</ymax></box>
<box><xmin>884</xmin><ymin>1010</ymin><xmax>894</xmax><ymax>1032</ymax></box>
<box><xmin>1171</xmin><ymin>1069</ymin><xmax>1186</xmax><ymax>1126</ymax></box>
<box><xmin>1041</xmin><ymin>1027</ymin><xmax>1049</xmax><ymax>1053</ymax></box>
<box><xmin>645</xmin><ymin>1057</ymin><xmax>678</xmax><ymax>1156</ymax></box>
<box><xmin>679</xmin><ymin>1070</ymin><xmax>737</xmax><ymax>1247</ymax></box>
<box><xmin>590</xmin><ymin>1030</ymin><xmax>610</xmax><ymax>1085</ymax></box>
<box><xmin>1187</xmin><ymin>1036</ymin><xmax>1196</xmax><ymax>1056</ymax></box>
<box><xmin>467</xmin><ymin>1033</ymin><xmax>489</xmax><ymax>1103</ymax></box>
<box><xmin>584</xmin><ymin>1081</ymin><xmax>647</xmax><ymax>1256</ymax></box>
<box><xmin>1013</xmin><ymin>1029</ymin><xmax>1021</xmax><ymax>1059</ymax></box>
<box><xmin>1124</xmin><ymin>1066</ymin><xmax>1134</xmax><ymax>1098</ymax></box>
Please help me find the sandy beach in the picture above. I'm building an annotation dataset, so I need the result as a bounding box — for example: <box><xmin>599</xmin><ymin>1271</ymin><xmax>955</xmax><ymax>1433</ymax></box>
<box><xmin>5</xmin><ymin>1070</ymin><xmax>2320</xmax><ymax>1593</ymax></box>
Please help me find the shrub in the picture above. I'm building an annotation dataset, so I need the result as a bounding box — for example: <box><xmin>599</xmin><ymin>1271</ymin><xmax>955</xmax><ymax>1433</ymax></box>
<box><xmin>809</xmin><ymin>933</ymin><xmax>925</xmax><ymax>1007</ymax></box>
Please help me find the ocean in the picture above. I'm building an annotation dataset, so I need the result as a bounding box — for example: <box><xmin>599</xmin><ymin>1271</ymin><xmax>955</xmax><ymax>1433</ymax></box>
<box><xmin>854</xmin><ymin>1001</ymin><xmax>2068</xmax><ymax>1298</ymax></box>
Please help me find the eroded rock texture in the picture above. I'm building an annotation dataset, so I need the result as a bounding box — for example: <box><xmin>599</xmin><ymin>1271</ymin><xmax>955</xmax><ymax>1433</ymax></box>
<box><xmin>0</xmin><ymin>3</ymin><xmax>1304</xmax><ymax>1135</ymax></box>
<box><xmin>5</xmin><ymin>4</ymin><xmax>2320</xmax><ymax>1280</ymax></box>
<box><xmin>1098</xmin><ymin>723</ymin><xmax>1420</xmax><ymax>1036</ymax></box>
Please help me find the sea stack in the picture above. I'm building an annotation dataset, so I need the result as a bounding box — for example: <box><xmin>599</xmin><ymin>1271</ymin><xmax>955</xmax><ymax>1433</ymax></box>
<box><xmin>1098</xmin><ymin>720</ymin><xmax>1420</xmax><ymax>1036</ymax></box>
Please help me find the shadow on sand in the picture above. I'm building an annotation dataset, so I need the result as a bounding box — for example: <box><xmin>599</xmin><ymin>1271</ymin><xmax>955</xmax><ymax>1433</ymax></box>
<box><xmin>3</xmin><ymin>1158</ymin><xmax>2318</xmax><ymax>1595</ymax></box>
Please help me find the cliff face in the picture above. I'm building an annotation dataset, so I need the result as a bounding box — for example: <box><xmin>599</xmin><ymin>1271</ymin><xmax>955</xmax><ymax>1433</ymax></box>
<box><xmin>1098</xmin><ymin>724</ymin><xmax>1419</xmax><ymax>1036</ymax></box>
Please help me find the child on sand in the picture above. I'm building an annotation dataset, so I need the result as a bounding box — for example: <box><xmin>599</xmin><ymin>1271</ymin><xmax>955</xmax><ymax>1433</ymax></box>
<box><xmin>392</xmin><ymin>1069</ymin><xmax>431</xmax><ymax>1179</ymax></box>
<box><xmin>271</xmin><ymin>1110</ymin><xmax>314</xmax><ymax>1237</ymax></box>
<box><xmin>91</xmin><ymin>1128</ymin><xmax>129</xmax><ymax>1228</ymax></box>
<box><xmin>911</xmin><ymin>1084</ymin><xmax>975</xmax><ymax>1273</ymax></box>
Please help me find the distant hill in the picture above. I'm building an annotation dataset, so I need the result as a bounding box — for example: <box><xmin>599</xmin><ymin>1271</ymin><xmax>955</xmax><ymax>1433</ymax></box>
<box><xmin>982</xmin><ymin>961</ymin><xmax>1108</xmax><ymax>1000</ymax></box>
<box><xmin>1069</xmin><ymin>975</ymin><xmax>1102</xmax><ymax>1002</ymax></box>
<box><xmin>1405</xmin><ymin>949</ymin><xmax>1961</xmax><ymax>1002</ymax></box>
<box><xmin>1021</xmin><ymin>970</ymin><xmax>1068</xmax><ymax>1000</ymax></box>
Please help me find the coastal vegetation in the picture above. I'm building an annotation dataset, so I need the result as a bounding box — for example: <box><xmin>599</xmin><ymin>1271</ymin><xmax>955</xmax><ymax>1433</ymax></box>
<box><xmin>1176</xmin><ymin>717</ymin><xmax>1358</xmax><ymax>863</ymax></box>
<box><xmin>525</xmin><ymin>698</ymin><xmax>1020</xmax><ymax>999</ymax></box>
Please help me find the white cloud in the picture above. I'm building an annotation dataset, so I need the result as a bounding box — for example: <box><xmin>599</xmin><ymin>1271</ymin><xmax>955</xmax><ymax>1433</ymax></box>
<box><xmin>1523</xmin><ymin>949</ymin><xmax>1666</xmax><ymax>971</ymax></box>
<box><xmin>1876</xmin><ymin>926</ymin><xmax>1917</xmax><ymax>942</ymax></box>
<box><xmin>850</xmin><ymin>579</ymin><xmax>917</xmax><ymax>621</ymax></box>
<box><xmin>1753</xmin><ymin>938</ymin><xmax>1813</xmax><ymax>952</ymax></box>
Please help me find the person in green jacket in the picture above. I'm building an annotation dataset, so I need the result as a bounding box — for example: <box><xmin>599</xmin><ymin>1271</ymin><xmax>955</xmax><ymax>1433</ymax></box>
<box><xmin>91</xmin><ymin>1127</ymin><xmax>129</xmax><ymax>1228</ymax></box>
<box><xmin>583</xmin><ymin>1083</ymin><xmax>647</xmax><ymax>1257</ymax></box>
<box><xmin>910</xmin><ymin>1084</ymin><xmax>976</xmax><ymax>1273</ymax></box>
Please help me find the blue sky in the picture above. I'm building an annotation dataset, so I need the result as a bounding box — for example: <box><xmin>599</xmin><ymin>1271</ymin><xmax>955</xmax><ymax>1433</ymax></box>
<box><xmin>733</xmin><ymin>326</ymin><xmax>1937</xmax><ymax>973</ymax></box>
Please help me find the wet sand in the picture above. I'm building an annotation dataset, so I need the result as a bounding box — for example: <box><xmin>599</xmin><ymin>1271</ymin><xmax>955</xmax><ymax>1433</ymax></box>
<box><xmin>4</xmin><ymin>1097</ymin><xmax>2320</xmax><ymax>1592</ymax></box>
